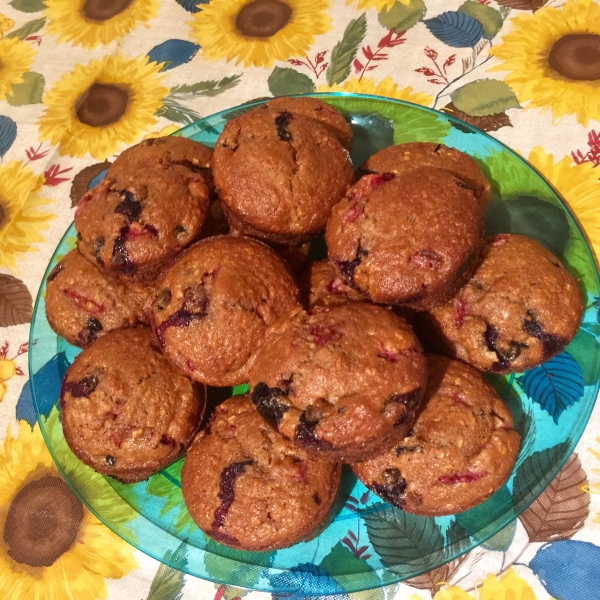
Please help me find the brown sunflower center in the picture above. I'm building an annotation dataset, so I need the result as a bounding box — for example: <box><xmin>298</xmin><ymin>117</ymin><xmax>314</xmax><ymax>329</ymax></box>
<box><xmin>75</xmin><ymin>83</ymin><xmax>129</xmax><ymax>128</ymax></box>
<box><xmin>3</xmin><ymin>475</ymin><xmax>84</xmax><ymax>567</ymax></box>
<box><xmin>235</xmin><ymin>0</ymin><xmax>292</xmax><ymax>38</ymax></box>
<box><xmin>548</xmin><ymin>33</ymin><xmax>600</xmax><ymax>81</ymax></box>
<box><xmin>82</xmin><ymin>0</ymin><xmax>133</xmax><ymax>21</ymax></box>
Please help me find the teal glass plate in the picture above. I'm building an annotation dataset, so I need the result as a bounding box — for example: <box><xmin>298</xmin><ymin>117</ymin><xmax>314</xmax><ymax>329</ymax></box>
<box><xmin>30</xmin><ymin>93</ymin><xmax>600</xmax><ymax>595</ymax></box>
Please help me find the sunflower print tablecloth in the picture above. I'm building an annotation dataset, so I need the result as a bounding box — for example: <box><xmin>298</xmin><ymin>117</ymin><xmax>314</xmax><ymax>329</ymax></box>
<box><xmin>1</xmin><ymin>0</ymin><xmax>600</xmax><ymax>598</ymax></box>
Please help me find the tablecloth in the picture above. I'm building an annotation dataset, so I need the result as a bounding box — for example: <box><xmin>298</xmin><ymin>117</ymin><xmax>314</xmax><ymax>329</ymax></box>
<box><xmin>1</xmin><ymin>0</ymin><xmax>599</xmax><ymax>598</ymax></box>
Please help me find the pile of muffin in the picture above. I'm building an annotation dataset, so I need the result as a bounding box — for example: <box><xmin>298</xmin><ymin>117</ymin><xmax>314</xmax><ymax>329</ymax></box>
<box><xmin>46</xmin><ymin>97</ymin><xmax>583</xmax><ymax>552</ymax></box>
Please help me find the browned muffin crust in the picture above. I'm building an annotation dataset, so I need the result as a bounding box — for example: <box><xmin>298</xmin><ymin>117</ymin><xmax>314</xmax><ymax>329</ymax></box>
<box><xmin>249</xmin><ymin>302</ymin><xmax>428</xmax><ymax>462</ymax></box>
<box><xmin>212</xmin><ymin>103</ymin><xmax>354</xmax><ymax>243</ymax></box>
<box><xmin>420</xmin><ymin>234</ymin><xmax>583</xmax><ymax>373</ymax></box>
<box><xmin>60</xmin><ymin>328</ymin><xmax>205</xmax><ymax>483</ymax></box>
<box><xmin>360</xmin><ymin>142</ymin><xmax>491</xmax><ymax>211</ymax></box>
<box><xmin>298</xmin><ymin>259</ymin><xmax>365</xmax><ymax>312</ymax></box>
<box><xmin>74</xmin><ymin>138</ymin><xmax>213</xmax><ymax>280</ymax></box>
<box><xmin>181</xmin><ymin>394</ymin><xmax>341</xmax><ymax>551</ymax></box>
<box><xmin>151</xmin><ymin>235</ymin><xmax>300</xmax><ymax>387</ymax></box>
<box><xmin>266</xmin><ymin>96</ymin><xmax>353</xmax><ymax>152</ymax></box>
<box><xmin>351</xmin><ymin>355</ymin><xmax>520</xmax><ymax>515</ymax></box>
<box><xmin>325</xmin><ymin>169</ymin><xmax>483</xmax><ymax>310</ymax></box>
<box><xmin>45</xmin><ymin>249</ymin><xmax>154</xmax><ymax>347</ymax></box>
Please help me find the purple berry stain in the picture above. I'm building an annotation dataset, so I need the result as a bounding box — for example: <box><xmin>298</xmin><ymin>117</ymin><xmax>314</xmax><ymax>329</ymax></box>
<box><xmin>212</xmin><ymin>460</ymin><xmax>253</xmax><ymax>529</ymax></box>
<box><xmin>523</xmin><ymin>311</ymin><xmax>566</xmax><ymax>359</ymax></box>
<box><xmin>295</xmin><ymin>412</ymin><xmax>333</xmax><ymax>451</ymax></box>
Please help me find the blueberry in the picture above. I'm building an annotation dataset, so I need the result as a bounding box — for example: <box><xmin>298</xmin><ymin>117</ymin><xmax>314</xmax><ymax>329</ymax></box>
<box><xmin>251</xmin><ymin>382</ymin><xmax>289</xmax><ymax>429</ymax></box>
<box><xmin>295</xmin><ymin>412</ymin><xmax>333</xmax><ymax>451</ymax></box>
<box><xmin>105</xmin><ymin>455</ymin><xmax>117</xmax><ymax>466</ymax></box>
<box><xmin>93</xmin><ymin>236</ymin><xmax>105</xmax><ymax>265</ymax></box>
<box><xmin>47</xmin><ymin>262</ymin><xmax>64</xmax><ymax>282</ymax></box>
<box><xmin>111</xmin><ymin>227</ymin><xmax>134</xmax><ymax>273</ymax></box>
<box><xmin>523</xmin><ymin>311</ymin><xmax>566</xmax><ymax>359</ymax></box>
<box><xmin>156</xmin><ymin>289</ymin><xmax>172</xmax><ymax>311</ymax></box>
<box><xmin>371</xmin><ymin>476</ymin><xmax>407</xmax><ymax>509</ymax></box>
<box><xmin>114</xmin><ymin>190</ymin><xmax>142</xmax><ymax>222</ymax></box>
<box><xmin>275</xmin><ymin>110</ymin><xmax>293</xmax><ymax>142</ymax></box>
<box><xmin>78</xmin><ymin>317</ymin><xmax>103</xmax><ymax>345</ymax></box>
<box><xmin>66</xmin><ymin>373</ymin><xmax>99</xmax><ymax>398</ymax></box>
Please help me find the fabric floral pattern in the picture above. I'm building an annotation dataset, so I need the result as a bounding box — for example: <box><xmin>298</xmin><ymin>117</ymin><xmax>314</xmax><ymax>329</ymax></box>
<box><xmin>0</xmin><ymin>37</ymin><xmax>35</xmax><ymax>101</ymax></box>
<box><xmin>189</xmin><ymin>0</ymin><xmax>332</xmax><ymax>68</ymax></box>
<box><xmin>37</xmin><ymin>54</ymin><xmax>169</xmax><ymax>159</ymax></box>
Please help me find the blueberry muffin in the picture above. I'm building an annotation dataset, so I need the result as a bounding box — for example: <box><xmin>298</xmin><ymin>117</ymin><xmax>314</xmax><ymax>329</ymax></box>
<box><xmin>151</xmin><ymin>235</ymin><xmax>300</xmax><ymax>387</ymax></box>
<box><xmin>360</xmin><ymin>142</ymin><xmax>491</xmax><ymax>211</ymax></box>
<box><xmin>61</xmin><ymin>328</ymin><xmax>205</xmax><ymax>483</ymax></box>
<box><xmin>74</xmin><ymin>139</ymin><xmax>213</xmax><ymax>280</ymax></box>
<box><xmin>325</xmin><ymin>169</ymin><xmax>483</xmax><ymax>310</ymax></box>
<box><xmin>249</xmin><ymin>302</ymin><xmax>428</xmax><ymax>462</ymax></box>
<box><xmin>419</xmin><ymin>234</ymin><xmax>583</xmax><ymax>373</ymax></box>
<box><xmin>181</xmin><ymin>394</ymin><xmax>341</xmax><ymax>551</ymax></box>
<box><xmin>298</xmin><ymin>259</ymin><xmax>365</xmax><ymax>312</ymax></box>
<box><xmin>45</xmin><ymin>249</ymin><xmax>154</xmax><ymax>347</ymax></box>
<box><xmin>212</xmin><ymin>103</ymin><xmax>354</xmax><ymax>244</ymax></box>
<box><xmin>351</xmin><ymin>355</ymin><xmax>520</xmax><ymax>515</ymax></box>
<box><xmin>266</xmin><ymin>96</ymin><xmax>353</xmax><ymax>152</ymax></box>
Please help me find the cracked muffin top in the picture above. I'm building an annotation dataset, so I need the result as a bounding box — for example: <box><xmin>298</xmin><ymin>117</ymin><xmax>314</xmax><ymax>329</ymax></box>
<box><xmin>249</xmin><ymin>302</ymin><xmax>428</xmax><ymax>463</ymax></box>
<box><xmin>151</xmin><ymin>235</ymin><xmax>301</xmax><ymax>387</ymax></box>
<box><xmin>74</xmin><ymin>137</ymin><xmax>212</xmax><ymax>280</ymax></box>
<box><xmin>421</xmin><ymin>234</ymin><xmax>583</xmax><ymax>373</ymax></box>
<box><xmin>181</xmin><ymin>394</ymin><xmax>341</xmax><ymax>551</ymax></box>
<box><xmin>45</xmin><ymin>248</ymin><xmax>154</xmax><ymax>347</ymax></box>
<box><xmin>211</xmin><ymin>102</ymin><xmax>354</xmax><ymax>243</ymax></box>
<box><xmin>61</xmin><ymin>327</ymin><xmax>205</xmax><ymax>483</ymax></box>
<box><xmin>351</xmin><ymin>355</ymin><xmax>520</xmax><ymax>516</ymax></box>
<box><xmin>325</xmin><ymin>169</ymin><xmax>483</xmax><ymax>310</ymax></box>
<box><xmin>359</xmin><ymin>142</ymin><xmax>491</xmax><ymax>211</ymax></box>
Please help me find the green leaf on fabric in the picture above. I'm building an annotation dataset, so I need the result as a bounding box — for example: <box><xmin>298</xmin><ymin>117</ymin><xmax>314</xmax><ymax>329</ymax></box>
<box><xmin>378</xmin><ymin>0</ymin><xmax>426</xmax><ymax>32</ymax></box>
<box><xmin>147</xmin><ymin>543</ymin><xmax>187</xmax><ymax>600</ymax></box>
<box><xmin>565</xmin><ymin>328</ymin><xmax>600</xmax><ymax>386</ymax></box>
<box><xmin>444</xmin><ymin>519</ymin><xmax>470</xmax><ymax>558</ymax></box>
<box><xmin>393</xmin><ymin>109</ymin><xmax>451</xmax><ymax>145</ymax></box>
<box><xmin>451</xmin><ymin>79</ymin><xmax>521</xmax><ymax>117</ymax></box>
<box><xmin>267</xmin><ymin>67</ymin><xmax>315</xmax><ymax>96</ymax></box>
<box><xmin>512</xmin><ymin>442</ymin><xmax>570</xmax><ymax>511</ymax></box>
<box><xmin>457</xmin><ymin>1</ymin><xmax>503</xmax><ymax>39</ymax></box>
<box><xmin>204</xmin><ymin>539</ymin><xmax>273</xmax><ymax>588</ymax></box>
<box><xmin>562</xmin><ymin>230</ymin><xmax>598</xmax><ymax>300</ymax></box>
<box><xmin>481</xmin><ymin>519</ymin><xmax>517</xmax><ymax>551</ymax></box>
<box><xmin>157</xmin><ymin>98</ymin><xmax>202</xmax><ymax>125</ymax></box>
<box><xmin>168</xmin><ymin>75</ymin><xmax>242</xmax><ymax>99</ymax></box>
<box><xmin>326</xmin><ymin>13</ymin><xmax>367</xmax><ymax>86</ymax></box>
<box><xmin>222</xmin><ymin>585</ymin><xmax>250</xmax><ymax>600</ymax></box>
<box><xmin>319</xmin><ymin>542</ymin><xmax>381</xmax><ymax>591</ymax></box>
<box><xmin>456</xmin><ymin>486</ymin><xmax>515</xmax><ymax>543</ymax></box>
<box><xmin>6</xmin><ymin>72</ymin><xmax>44</xmax><ymax>105</ymax></box>
<box><xmin>364</xmin><ymin>504</ymin><xmax>445</xmax><ymax>576</ymax></box>
<box><xmin>484</xmin><ymin>195</ymin><xmax>571</xmax><ymax>257</ymax></box>
<box><xmin>5</xmin><ymin>17</ymin><xmax>45</xmax><ymax>39</ymax></box>
<box><xmin>9</xmin><ymin>0</ymin><xmax>45</xmax><ymax>12</ymax></box>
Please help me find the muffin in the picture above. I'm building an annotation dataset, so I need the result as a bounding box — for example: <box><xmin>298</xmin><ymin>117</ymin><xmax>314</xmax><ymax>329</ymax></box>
<box><xmin>60</xmin><ymin>328</ymin><xmax>205</xmax><ymax>483</ymax></box>
<box><xmin>420</xmin><ymin>234</ymin><xmax>583</xmax><ymax>373</ymax></box>
<box><xmin>266</xmin><ymin>96</ymin><xmax>353</xmax><ymax>152</ymax></box>
<box><xmin>181</xmin><ymin>394</ymin><xmax>341</xmax><ymax>551</ymax></box>
<box><xmin>212</xmin><ymin>102</ymin><xmax>354</xmax><ymax>244</ymax></box>
<box><xmin>151</xmin><ymin>235</ymin><xmax>300</xmax><ymax>387</ymax></box>
<box><xmin>298</xmin><ymin>259</ymin><xmax>365</xmax><ymax>312</ymax></box>
<box><xmin>249</xmin><ymin>302</ymin><xmax>428</xmax><ymax>462</ymax></box>
<box><xmin>74</xmin><ymin>138</ymin><xmax>213</xmax><ymax>280</ymax></box>
<box><xmin>360</xmin><ymin>142</ymin><xmax>491</xmax><ymax>211</ymax></box>
<box><xmin>325</xmin><ymin>169</ymin><xmax>483</xmax><ymax>310</ymax></box>
<box><xmin>351</xmin><ymin>355</ymin><xmax>520</xmax><ymax>515</ymax></box>
<box><xmin>46</xmin><ymin>249</ymin><xmax>154</xmax><ymax>347</ymax></box>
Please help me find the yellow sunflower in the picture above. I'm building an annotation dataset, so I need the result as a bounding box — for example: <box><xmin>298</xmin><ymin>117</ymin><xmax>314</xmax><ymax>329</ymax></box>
<box><xmin>189</xmin><ymin>0</ymin><xmax>332</xmax><ymax>68</ymax></box>
<box><xmin>318</xmin><ymin>75</ymin><xmax>433</xmax><ymax>106</ymax></box>
<box><xmin>0</xmin><ymin>161</ymin><xmax>54</xmax><ymax>272</ymax></box>
<box><xmin>45</xmin><ymin>0</ymin><xmax>159</xmax><ymax>50</ymax></box>
<box><xmin>527</xmin><ymin>147</ymin><xmax>600</xmax><ymax>258</ymax></box>
<box><xmin>0</xmin><ymin>37</ymin><xmax>35</xmax><ymax>101</ymax></box>
<box><xmin>0</xmin><ymin>13</ymin><xmax>15</xmax><ymax>36</ymax></box>
<box><xmin>434</xmin><ymin>569</ymin><xmax>535</xmax><ymax>600</ymax></box>
<box><xmin>38</xmin><ymin>54</ymin><xmax>168</xmax><ymax>160</ymax></box>
<box><xmin>489</xmin><ymin>0</ymin><xmax>600</xmax><ymax>126</ymax></box>
<box><xmin>0</xmin><ymin>417</ymin><xmax>137</xmax><ymax>600</ymax></box>
<box><xmin>347</xmin><ymin>0</ymin><xmax>410</xmax><ymax>10</ymax></box>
